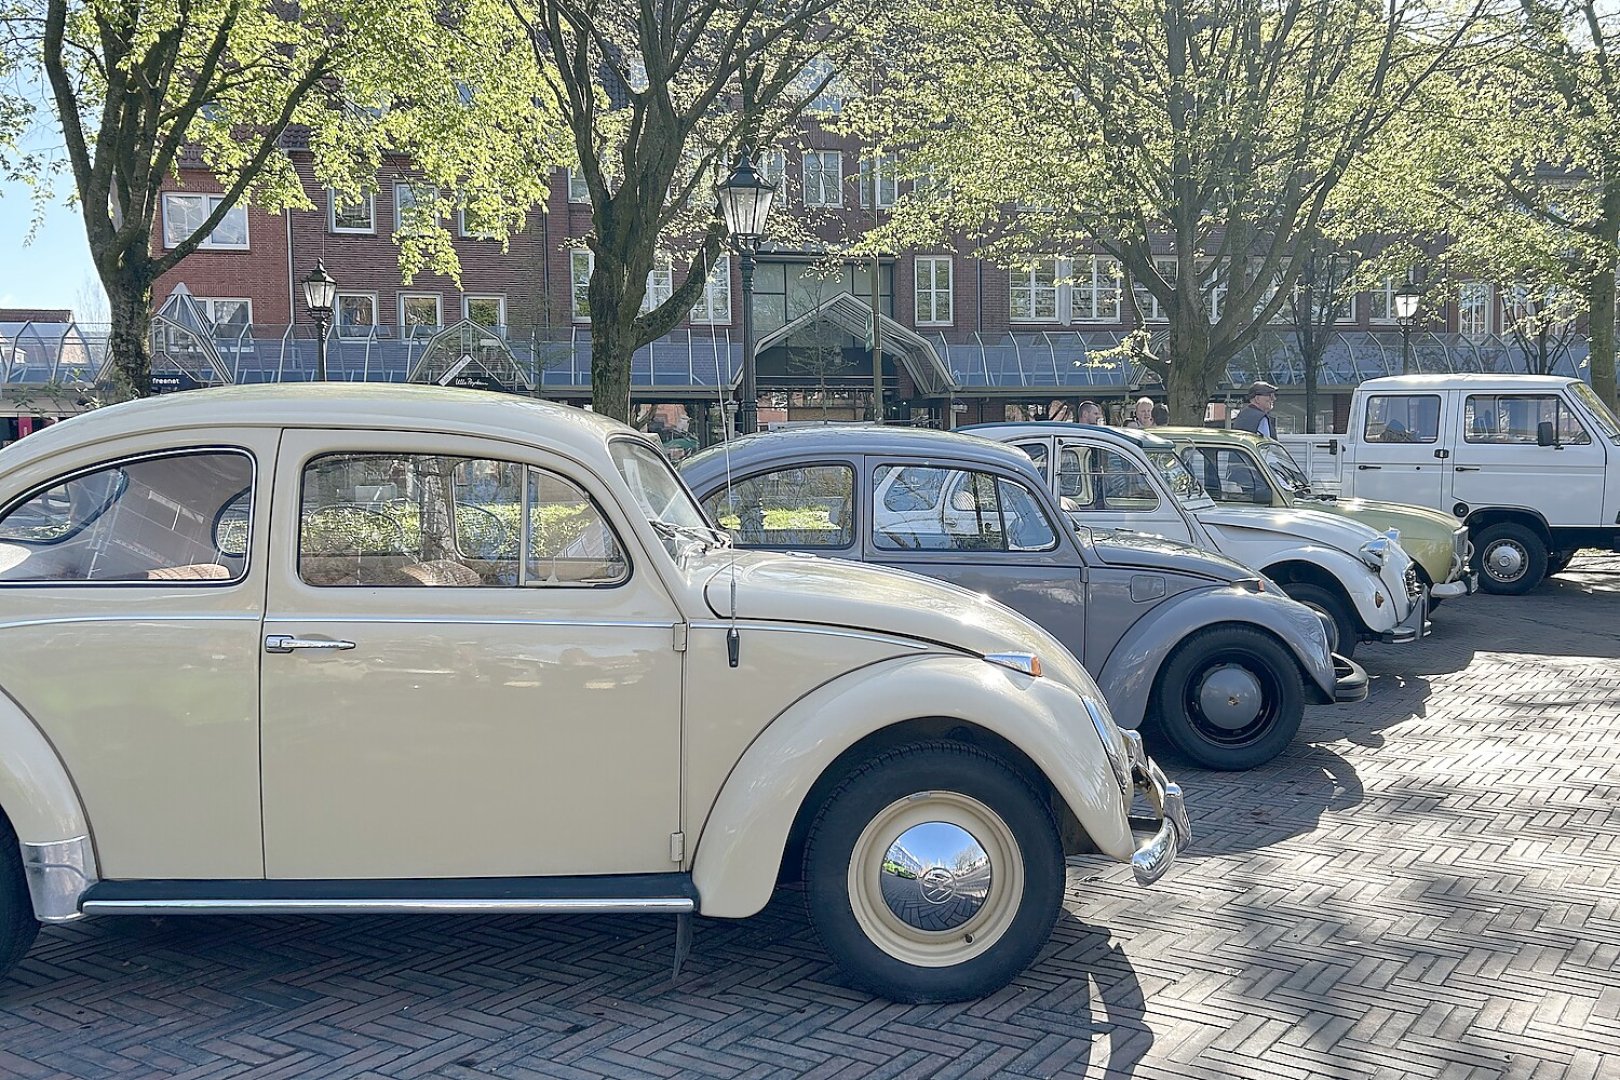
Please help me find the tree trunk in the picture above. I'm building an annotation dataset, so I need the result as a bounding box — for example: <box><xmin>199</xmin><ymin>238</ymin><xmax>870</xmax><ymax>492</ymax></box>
<box><xmin>1302</xmin><ymin>335</ymin><xmax>1320</xmax><ymax>434</ymax></box>
<box><xmin>1164</xmin><ymin>314</ymin><xmax>1214</xmax><ymax>423</ymax></box>
<box><xmin>1588</xmin><ymin>213</ymin><xmax>1619</xmax><ymax>410</ymax></box>
<box><xmin>104</xmin><ymin>274</ymin><xmax>155</xmax><ymax>399</ymax></box>
<box><xmin>587</xmin><ymin>271</ymin><xmax>636</xmax><ymax>423</ymax></box>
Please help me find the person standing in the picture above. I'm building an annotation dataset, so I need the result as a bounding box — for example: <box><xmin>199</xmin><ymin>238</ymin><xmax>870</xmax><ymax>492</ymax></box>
<box><xmin>1232</xmin><ymin>381</ymin><xmax>1279</xmax><ymax>438</ymax></box>
<box><xmin>1078</xmin><ymin>400</ymin><xmax>1103</xmax><ymax>424</ymax></box>
<box><xmin>1125</xmin><ymin>397</ymin><xmax>1155</xmax><ymax>428</ymax></box>
<box><xmin>1151</xmin><ymin>402</ymin><xmax>1169</xmax><ymax>426</ymax></box>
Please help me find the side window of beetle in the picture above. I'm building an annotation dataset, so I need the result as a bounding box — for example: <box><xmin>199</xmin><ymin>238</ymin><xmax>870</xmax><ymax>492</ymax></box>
<box><xmin>700</xmin><ymin>465</ymin><xmax>855</xmax><ymax>548</ymax></box>
<box><xmin>0</xmin><ymin>451</ymin><xmax>254</xmax><ymax>583</ymax></box>
<box><xmin>298</xmin><ymin>453</ymin><xmax>627</xmax><ymax>587</ymax></box>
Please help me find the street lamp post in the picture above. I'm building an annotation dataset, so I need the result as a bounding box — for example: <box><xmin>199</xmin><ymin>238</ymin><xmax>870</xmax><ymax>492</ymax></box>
<box><xmin>1395</xmin><ymin>282</ymin><xmax>1421</xmax><ymax>376</ymax></box>
<box><xmin>300</xmin><ymin>261</ymin><xmax>337</xmax><ymax>381</ymax></box>
<box><xmin>716</xmin><ymin>149</ymin><xmax>775</xmax><ymax>436</ymax></box>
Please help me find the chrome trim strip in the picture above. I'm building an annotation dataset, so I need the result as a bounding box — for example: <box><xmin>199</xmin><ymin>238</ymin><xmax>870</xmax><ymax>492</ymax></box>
<box><xmin>22</xmin><ymin>837</ymin><xmax>96</xmax><ymax>923</ymax></box>
<box><xmin>688</xmin><ymin>621</ymin><xmax>932</xmax><ymax>649</ymax></box>
<box><xmin>279</xmin><ymin>616</ymin><xmax>679</xmax><ymax>630</ymax></box>
<box><xmin>80</xmin><ymin>897</ymin><xmax>695</xmax><ymax>916</ymax></box>
<box><xmin>0</xmin><ymin>614</ymin><xmax>260</xmax><ymax>632</ymax></box>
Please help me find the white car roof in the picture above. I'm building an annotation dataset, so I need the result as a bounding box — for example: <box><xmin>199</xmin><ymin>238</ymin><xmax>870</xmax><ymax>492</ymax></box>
<box><xmin>1358</xmin><ymin>374</ymin><xmax>1578</xmax><ymax>392</ymax></box>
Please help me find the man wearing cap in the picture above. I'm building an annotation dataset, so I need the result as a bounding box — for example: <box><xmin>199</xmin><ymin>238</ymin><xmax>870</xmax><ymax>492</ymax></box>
<box><xmin>1233</xmin><ymin>381</ymin><xmax>1279</xmax><ymax>438</ymax></box>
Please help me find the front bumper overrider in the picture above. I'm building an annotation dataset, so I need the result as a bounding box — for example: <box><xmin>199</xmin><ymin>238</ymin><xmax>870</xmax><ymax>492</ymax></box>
<box><xmin>1120</xmin><ymin>730</ymin><xmax>1192</xmax><ymax>886</ymax></box>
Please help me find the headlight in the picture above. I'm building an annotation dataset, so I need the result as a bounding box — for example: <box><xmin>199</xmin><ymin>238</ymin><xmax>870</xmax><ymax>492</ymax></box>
<box><xmin>1083</xmin><ymin>697</ymin><xmax>1133</xmax><ymax>798</ymax></box>
<box><xmin>1358</xmin><ymin>536</ymin><xmax>1389</xmax><ymax>568</ymax></box>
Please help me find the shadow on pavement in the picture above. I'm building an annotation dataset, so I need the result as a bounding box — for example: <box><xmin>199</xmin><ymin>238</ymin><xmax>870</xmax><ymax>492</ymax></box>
<box><xmin>1160</xmin><ymin>742</ymin><xmax>1365</xmax><ymax>856</ymax></box>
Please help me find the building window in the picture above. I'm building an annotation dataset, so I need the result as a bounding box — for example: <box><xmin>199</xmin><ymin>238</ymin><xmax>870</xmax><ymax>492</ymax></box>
<box><xmin>400</xmin><ymin>294</ymin><xmax>442</xmax><ymax>332</ymax></box>
<box><xmin>457</xmin><ymin>204</ymin><xmax>499</xmax><ymax>240</ymax></box>
<box><xmin>690</xmin><ymin>260</ymin><xmax>731</xmax><ymax>324</ymax></box>
<box><xmin>1459</xmin><ymin>283</ymin><xmax>1492</xmax><ymax>337</ymax></box>
<box><xmin>1132</xmin><ymin>256</ymin><xmax>1180</xmax><ymax>321</ymax></box>
<box><xmin>567</xmin><ymin>168</ymin><xmax>589</xmax><ymax>203</ymax></box>
<box><xmin>760</xmin><ymin>151</ymin><xmax>787</xmax><ymax>194</ymax></box>
<box><xmin>197</xmin><ymin>298</ymin><xmax>252</xmax><ymax>332</ymax></box>
<box><xmin>915</xmin><ymin>256</ymin><xmax>952</xmax><ymax>326</ymax></box>
<box><xmin>329</xmin><ymin>190</ymin><xmax>375</xmax><ymax>234</ymax></box>
<box><xmin>859</xmin><ymin>154</ymin><xmax>897</xmax><ymax>210</ymax></box>
<box><xmin>394</xmin><ymin>182</ymin><xmax>438</xmax><ymax>236</ymax></box>
<box><xmin>798</xmin><ymin>56</ymin><xmax>843</xmax><ymax>114</ymax></box>
<box><xmin>161</xmin><ymin>193</ymin><xmax>248</xmax><ymax>250</ymax></box>
<box><xmin>336</xmin><ymin>293</ymin><xmax>378</xmax><ymax>337</ymax></box>
<box><xmin>464</xmin><ymin>295</ymin><xmax>506</xmax><ymax>327</ymax></box>
<box><xmin>643</xmin><ymin>252</ymin><xmax>673</xmax><ymax>313</ymax></box>
<box><xmin>571</xmin><ymin>249</ymin><xmax>593</xmax><ymax>320</ymax></box>
<box><xmin>803</xmin><ymin>150</ymin><xmax>842</xmax><ymax>207</ymax></box>
<box><xmin>1367</xmin><ymin>277</ymin><xmax>1400</xmax><ymax>323</ymax></box>
<box><xmin>1010</xmin><ymin>258</ymin><xmax>1060</xmax><ymax>322</ymax></box>
<box><xmin>1072</xmin><ymin>256</ymin><xmax>1122</xmax><ymax>322</ymax></box>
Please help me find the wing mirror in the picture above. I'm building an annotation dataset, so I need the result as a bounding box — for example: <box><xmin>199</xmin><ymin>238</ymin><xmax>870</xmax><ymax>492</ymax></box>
<box><xmin>1537</xmin><ymin>421</ymin><xmax>1557</xmax><ymax>447</ymax></box>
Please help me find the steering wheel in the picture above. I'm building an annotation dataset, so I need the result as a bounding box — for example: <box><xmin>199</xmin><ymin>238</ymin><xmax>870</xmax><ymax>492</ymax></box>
<box><xmin>456</xmin><ymin>503</ymin><xmax>515</xmax><ymax>558</ymax></box>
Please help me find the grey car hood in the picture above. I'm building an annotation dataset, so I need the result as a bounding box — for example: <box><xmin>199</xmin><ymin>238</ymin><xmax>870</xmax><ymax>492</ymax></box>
<box><xmin>1083</xmin><ymin>528</ymin><xmax>1251</xmax><ymax>582</ymax></box>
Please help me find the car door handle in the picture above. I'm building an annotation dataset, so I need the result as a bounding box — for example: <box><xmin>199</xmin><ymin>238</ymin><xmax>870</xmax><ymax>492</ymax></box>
<box><xmin>1356</xmin><ymin>465</ymin><xmax>1381</xmax><ymax>470</ymax></box>
<box><xmin>1454</xmin><ymin>466</ymin><xmax>1480</xmax><ymax>472</ymax></box>
<box><xmin>264</xmin><ymin>635</ymin><xmax>356</xmax><ymax>654</ymax></box>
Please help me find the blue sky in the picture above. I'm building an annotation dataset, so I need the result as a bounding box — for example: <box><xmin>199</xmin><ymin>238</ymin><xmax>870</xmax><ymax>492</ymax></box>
<box><xmin>2</xmin><ymin>77</ymin><xmax>101</xmax><ymax>319</ymax></box>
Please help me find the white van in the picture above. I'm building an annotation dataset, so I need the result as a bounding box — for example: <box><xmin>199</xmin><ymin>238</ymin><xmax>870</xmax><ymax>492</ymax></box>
<box><xmin>1279</xmin><ymin>374</ymin><xmax>1620</xmax><ymax>593</ymax></box>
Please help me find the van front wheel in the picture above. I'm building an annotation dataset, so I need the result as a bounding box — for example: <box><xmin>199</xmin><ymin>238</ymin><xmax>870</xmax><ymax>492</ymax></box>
<box><xmin>1473</xmin><ymin>523</ymin><xmax>1546</xmax><ymax>595</ymax></box>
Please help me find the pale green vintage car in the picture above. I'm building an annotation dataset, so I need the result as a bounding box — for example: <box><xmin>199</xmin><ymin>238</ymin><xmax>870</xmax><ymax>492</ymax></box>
<box><xmin>1158</xmin><ymin>427</ymin><xmax>1476</xmax><ymax>599</ymax></box>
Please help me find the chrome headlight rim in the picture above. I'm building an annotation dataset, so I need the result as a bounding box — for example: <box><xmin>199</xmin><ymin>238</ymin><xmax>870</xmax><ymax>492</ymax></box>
<box><xmin>1358</xmin><ymin>536</ymin><xmax>1389</xmax><ymax>568</ymax></box>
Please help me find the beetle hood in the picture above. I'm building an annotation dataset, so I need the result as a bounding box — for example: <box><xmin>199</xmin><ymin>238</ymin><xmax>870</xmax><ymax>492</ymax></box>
<box><xmin>695</xmin><ymin>548</ymin><xmax>1098</xmax><ymax>698</ymax></box>
<box><xmin>1083</xmin><ymin>528</ymin><xmax>1251</xmax><ymax>582</ymax></box>
<box><xmin>1195</xmin><ymin>504</ymin><xmax>1388</xmax><ymax>553</ymax></box>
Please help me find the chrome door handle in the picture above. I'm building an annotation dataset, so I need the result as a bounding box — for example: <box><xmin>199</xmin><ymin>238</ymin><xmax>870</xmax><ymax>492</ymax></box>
<box><xmin>264</xmin><ymin>635</ymin><xmax>356</xmax><ymax>654</ymax></box>
<box><xmin>1454</xmin><ymin>466</ymin><xmax>1480</xmax><ymax>472</ymax></box>
<box><xmin>1356</xmin><ymin>464</ymin><xmax>1381</xmax><ymax>470</ymax></box>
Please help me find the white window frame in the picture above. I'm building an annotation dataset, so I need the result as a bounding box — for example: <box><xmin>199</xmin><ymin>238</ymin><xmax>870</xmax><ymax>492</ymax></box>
<box><xmin>643</xmin><ymin>252</ymin><xmax>674</xmax><ymax>314</ymax></box>
<box><xmin>690</xmin><ymin>260</ymin><xmax>732</xmax><ymax>324</ymax></box>
<box><xmin>1071</xmin><ymin>255</ymin><xmax>1122</xmax><ymax>323</ymax></box>
<box><xmin>463</xmin><ymin>294</ymin><xmax>507</xmax><ymax>327</ymax></box>
<box><xmin>1459</xmin><ymin>282</ymin><xmax>1493</xmax><ymax>337</ymax></box>
<box><xmin>1132</xmin><ymin>256</ymin><xmax>1180</xmax><ymax>322</ymax></box>
<box><xmin>1367</xmin><ymin>277</ymin><xmax>1399</xmax><ymax>324</ymax></box>
<box><xmin>859</xmin><ymin>154</ymin><xmax>898</xmax><ymax>210</ymax></box>
<box><xmin>335</xmin><ymin>292</ymin><xmax>379</xmax><ymax>338</ymax></box>
<box><xmin>161</xmin><ymin>193</ymin><xmax>249</xmax><ymax>251</ymax></box>
<box><xmin>328</xmin><ymin>189</ymin><xmax>375</xmax><ymax>234</ymax></box>
<box><xmin>457</xmin><ymin>204</ymin><xmax>499</xmax><ymax>240</ymax></box>
<box><xmin>399</xmin><ymin>293</ymin><xmax>443</xmax><ymax>332</ymax></box>
<box><xmin>394</xmin><ymin>182</ymin><xmax>438</xmax><ymax>236</ymax></box>
<box><xmin>803</xmin><ymin>150</ymin><xmax>843</xmax><ymax>208</ymax></box>
<box><xmin>760</xmin><ymin>151</ymin><xmax>787</xmax><ymax>194</ymax></box>
<box><xmin>567</xmin><ymin>168</ymin><xmax>590</xmax><ymax>203</ymax></box>
<box><xmin>196</xmin><ymin>297</ymin><xmax>253</xmax><ymax>330</ymax></box>
<box><xmin>799</xmin><ymin>57</ymin><xmax>843</xmax><ymax>115</ymax></box>
<box><xmin>571</xmin><ymin>249</ymin><xmax>594</xmax><ymax>321</ymax></box>
<box><xmin>1010</xmin><ymin>257</ymin><xmax>1063</xmax><ymax>323</ymax></box>
<box><xmin>914</xmin><ymin>256</ymin><xmax>953</xmax><ymax>326</ymax></box>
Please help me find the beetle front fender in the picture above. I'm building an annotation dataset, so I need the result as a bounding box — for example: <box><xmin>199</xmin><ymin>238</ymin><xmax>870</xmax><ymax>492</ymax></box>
<box><xmin>0</xmin><ymin>690</ymin><xmax>90</xmax><ymax>844</ymax></box>
<box><xmin>1096</xmin><ymin>587</ymin><xmax>1336</xmax><ymax>728</ymax></box>
<box><xmin>1260</xmin><ymin>546</ymin><xmax>1397</xmax><ymax>633</ymax></box>
<box><xmin>690</xmin><ymin>654</ymin><xmax>1131</xmax><ymax>919</ymax></box>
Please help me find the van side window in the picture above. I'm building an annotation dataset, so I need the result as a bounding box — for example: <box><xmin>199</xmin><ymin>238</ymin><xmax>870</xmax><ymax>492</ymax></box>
<box><xmin>1463</xmin><ymin>395</ymin><xmax>1589</xmax><ymax>445</ymax></box>
<box><xmin>1364</xmin><ymin>395</ymin><xmax>1440</xmax><ymax>443</ymax></box>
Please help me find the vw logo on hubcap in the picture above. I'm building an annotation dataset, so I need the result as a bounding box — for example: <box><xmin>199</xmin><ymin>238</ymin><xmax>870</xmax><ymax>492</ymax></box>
<box><xmin>919</xmin><ymin>866</ymin><xmax>958</xmax><ymax>905</ymax></box>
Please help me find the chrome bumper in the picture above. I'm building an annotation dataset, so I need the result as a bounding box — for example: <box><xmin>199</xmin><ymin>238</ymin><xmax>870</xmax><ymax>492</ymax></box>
<box><xmin>1121</xmin><ymin>731</ymin><xmax>1192</xmax><ymax>886</ymax></box>
<box><xmin>1431</xmin><ymin>571</ymin><xmax>1478</xmax><ymax>599</ymax></box>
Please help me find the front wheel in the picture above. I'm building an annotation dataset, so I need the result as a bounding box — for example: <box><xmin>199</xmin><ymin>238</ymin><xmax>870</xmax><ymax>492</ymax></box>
<box><xmin>1151</xmin><ymin>626</ymin><xmax>1304</xmax><ymax>771</ymax></box>
<box><xmin>803</xmin><ymin>743</ymin><xmax>1063</xmax><ymax>1002</ymax></box>
<box><xmin>1473</xmin><ymin>523</ymin><xmax>1547</xmax><ymax>595</ymax></box>
<box><xmin>1278</xmin><ymin>581</ymin><xmax>1360</xmax><ymax>660</ymax></box>
<box><xmin>0</xmin><ymin>813</ymin><xmax>41</xmax><ymax>981</ymax></box>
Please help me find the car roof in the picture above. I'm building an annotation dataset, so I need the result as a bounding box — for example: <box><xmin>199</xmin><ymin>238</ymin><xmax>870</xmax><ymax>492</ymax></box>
<box><xmin>958</xmin><ymin>421</ymin><xmax>1178</xmax><ymax>451</ymax></box>
<box><xmin>0</xmin><ymin>385</ymin><xmax>636</xmax><ymax>470</ymax></box>
<box><xmin>1359</xmin><ymin>374</ymin><xmax>1577</xmax><ymax>391</ymax></box>
<box><xmin>1152</xmin><ymin>425</ymin><xmax>1267</xmax><ymax>446</ymax></box>
<box><xmin>680</xmin><ymin>424</ymin><xmax>1046</xmax><ymax>487</ymax></box>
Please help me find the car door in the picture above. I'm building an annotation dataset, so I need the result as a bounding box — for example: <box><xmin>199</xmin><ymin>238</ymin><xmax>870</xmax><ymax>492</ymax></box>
<box><xmin>1450</xmin><ymin>391</ymin><xmax>1604</xmax><ymax>527</ymax></box>
<box><xmin>1055</xmin><ymin>438</ymin><xmax>1196</xmax><ymax>544</ymax></box>
<box><xmin>259</xmin><ymin>429</ymin><xmax>684</xmax><ymax>880</ymax></box>
<box><xmin>862</xmin><ymin>457</ymin><xmax>1088</xmax><ymax>662</ymax></box>
<box><xmin>0</xmin><ymin>432</ymin><xmax>276</xmax><ymax>879</ymax></box>
<box><xmin>1349</xmin><ymin>392</ymin><xmax>1448</xmax><ymax>508</ymax></box>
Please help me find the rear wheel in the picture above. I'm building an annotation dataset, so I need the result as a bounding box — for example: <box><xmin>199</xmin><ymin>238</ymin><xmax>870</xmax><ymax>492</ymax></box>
<box><xmin>0</xmin><ymin>813</ymin><xmax>41</xmax><ymax>981</ymax></box>
<box><xmin>1151</xmin><ymin>626</ymin><xmax>1304</xmax><ymax>771</ymax></box>
<box><xmin>802</xmin><ymin>743</ymin><xmax>1063</xmax><ymax>1002</ymax></box>
<box><xmin>1473</xmin><ymin>522</ymin><xmax>1547</xmax><ymax>595</ymax></box>
<box><xmin>1278</xmin><ymin>581</ymin><xmax>1360</xmax><ymax>660</ymax></box>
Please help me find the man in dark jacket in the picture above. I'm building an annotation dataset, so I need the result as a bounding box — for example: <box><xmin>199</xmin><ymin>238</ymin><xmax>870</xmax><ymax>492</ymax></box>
<box><xmin>1232</xmin><ymin>381</ymin><xmax>1279</xmax><ymax>438</ymax></box>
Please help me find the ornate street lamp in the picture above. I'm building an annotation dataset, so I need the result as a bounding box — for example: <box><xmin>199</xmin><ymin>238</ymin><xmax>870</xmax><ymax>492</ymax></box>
<box><xmin>716</xmin><ymin>149</ymin><xmax>775</xmax><ymax>435</ymax></box>
<box><xmin>300</xmin><ymin>260</ymin><xmax>337</xmax><ymax>381</ymax></box>
<box><xmin>1395</xmin><ymin>282</ymin><xmax>1421</xmax><ymax>376</ymax></box>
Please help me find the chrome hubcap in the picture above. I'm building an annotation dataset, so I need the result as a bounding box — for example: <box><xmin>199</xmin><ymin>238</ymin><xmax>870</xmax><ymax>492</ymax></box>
<box><xmin>1487</xmin><ymin>540</ymin><xmax>1526</xmax><ymax>581</ymax></box>
<box><xmin>1196</xmin><ymin>664</ymin><xmax>1265</xmax><ymax>730</ymax></box>
<box><xmin>880</xmin><ymin>822</ymin><xmax>992</xmax><ymax>932</ymax></box>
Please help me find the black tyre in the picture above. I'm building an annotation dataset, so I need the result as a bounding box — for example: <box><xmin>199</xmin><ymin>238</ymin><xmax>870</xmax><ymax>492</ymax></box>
<box><xmin>0</xmin><ymin>813</ymin><xmax>41</xmax><ymax>981</ymax></box>
<box><xmin>1150</xmin><ymin>625</ymin><xmax>1304</xmax><ymax>771</ymax></box>
<box><xmin>802</xmin><ymin>742</ymin><xmax>1063</xmax><ymax>1002</ymax></box>
<box><xmin>1473</xmin><ymin>522</ymin><xmax>1547</xmax><ymax>595</ymax></box>
<box><xmin>1279</xmin><ymin>581</ymin><xmax>1360</xmax><ymax>660</ymax></box>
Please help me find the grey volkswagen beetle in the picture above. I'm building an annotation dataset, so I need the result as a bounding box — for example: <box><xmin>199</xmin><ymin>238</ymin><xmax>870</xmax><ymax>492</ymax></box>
<box><xmin>682</xmin><ymin>427</ymin><xmax>1368</xmax><ymax>770</ymax></box>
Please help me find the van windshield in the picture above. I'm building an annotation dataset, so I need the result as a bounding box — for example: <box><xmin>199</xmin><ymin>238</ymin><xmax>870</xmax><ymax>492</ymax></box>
<box><xmin>1569</xmin><ymin>381</ymin><xmax>1620</xmax><ymax>443</ymax></box>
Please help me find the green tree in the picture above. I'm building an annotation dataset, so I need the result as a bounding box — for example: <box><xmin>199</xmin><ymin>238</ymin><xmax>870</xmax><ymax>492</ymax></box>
<box><xmin>4</xmin><ymin>0</ymin><xmax>561</xmax><ymax>396</ymax></box>
<box><xmin>854</xmin><ymin>0</ymin><xmax>1486</xmax><ymax>420</ymax></box>
<box><xmin>513</xmin><ymin>0</ymin><xmax>863</xmax><ymax>422</ymax></box>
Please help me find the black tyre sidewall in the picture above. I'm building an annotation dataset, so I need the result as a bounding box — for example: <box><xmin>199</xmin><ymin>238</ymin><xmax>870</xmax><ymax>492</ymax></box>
<box><xmin>802</xmin><ymin>743</ymin><xmax>1064</xmax><ymax>1003</ymax></box>
<box><xmin>1280</xmin><ymin>581</ymin><xmax>1360</xmax><ymax>660</ymax></box>
<box><xmin>1152</xmin><ymin>626</ymin><xmax>1304</xmax><ymax>771</ymax></box>
<box><xmin>0</xmin><ymin>814</ymin><xmax>41</xmax><ymax>981</ymax></box>
<box><xmin>1474</xmin><ymin>523</ymin><xmax>1547</xmax><ymax>595</ymax></box>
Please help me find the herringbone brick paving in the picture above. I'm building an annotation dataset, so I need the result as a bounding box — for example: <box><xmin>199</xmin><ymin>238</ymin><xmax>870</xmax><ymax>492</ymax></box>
<box><xmin>3</xmin><ymin>554</ymin><xmax>1618</xmax><ymax>1079</ymax></box>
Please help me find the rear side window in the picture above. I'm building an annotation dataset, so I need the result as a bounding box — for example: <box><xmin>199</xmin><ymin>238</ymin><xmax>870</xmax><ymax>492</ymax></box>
<box><xmin>1463</xmin><ymin>394</ymin><xmax>1589</xmax><ymax>445</ymax></box>
<box><xmin>872</xmin><ymin>465</ymin><xmax>1057</xmax><ymax>552</ymax></box>
<box><xmin>701</xmin><ymin>464</ymin><xmax>855</xmax><ymax>548</ymax></box>
<box><xmin>1364</xmin><ymin>394</ymin><xmax>1440</xmax><ymax>443</ymax></box>
<box><xmin>0</xmin><ymin>450</ymin><xmax>253</xmax><ymax>583</ymax></box>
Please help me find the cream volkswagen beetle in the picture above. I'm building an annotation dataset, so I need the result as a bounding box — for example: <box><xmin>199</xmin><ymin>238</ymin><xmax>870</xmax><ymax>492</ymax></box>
<box><xmin>0</xmin><ymin>386</ymin><xmax>1188</xmax><ymax>1002</ymax></box>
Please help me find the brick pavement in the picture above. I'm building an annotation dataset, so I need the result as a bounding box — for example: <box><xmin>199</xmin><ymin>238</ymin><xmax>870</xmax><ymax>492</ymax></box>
<box><xmin>3</xmin><ymin>554</ymin><xmax>1618</xmax><ymax>1079</ymax></box>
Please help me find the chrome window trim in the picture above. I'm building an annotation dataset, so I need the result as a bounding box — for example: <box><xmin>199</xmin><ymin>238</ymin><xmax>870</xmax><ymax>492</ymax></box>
<box><xmin>688</xmin><ymin>620</ymin><xmax>932</xmax><ymax>650</ymax></box>
<box><xmin>0</xmin><ymin>613</ymin><xmax>261</xmax><ymax>632</ymax></box>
